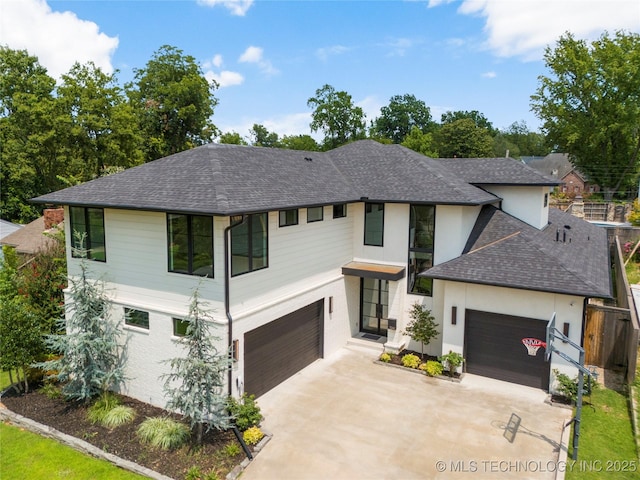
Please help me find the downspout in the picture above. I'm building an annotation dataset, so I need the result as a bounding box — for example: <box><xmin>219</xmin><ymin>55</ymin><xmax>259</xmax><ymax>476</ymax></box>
<box><xmin>224</xmin><ymin>215</ymin><xmax>253</xmax><ymax>461</ymax></box>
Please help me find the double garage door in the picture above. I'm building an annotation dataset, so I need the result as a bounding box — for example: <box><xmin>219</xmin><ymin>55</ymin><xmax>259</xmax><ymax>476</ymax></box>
<box><xmin>244</xmin><ymin>300</ymin><xmax>324</xmax><ymax>398</ymax></box>
<box><xmin>465</xmin><ymin>310</ymin><xmax>550</xmax><ymax>390</ymax></box>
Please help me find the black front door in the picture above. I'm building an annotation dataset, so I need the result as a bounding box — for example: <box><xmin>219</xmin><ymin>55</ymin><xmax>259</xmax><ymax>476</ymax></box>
<box><xmin>360</xmin><ymin>278</ymin><xmax>389</xmax><ymax>336</ymax></box>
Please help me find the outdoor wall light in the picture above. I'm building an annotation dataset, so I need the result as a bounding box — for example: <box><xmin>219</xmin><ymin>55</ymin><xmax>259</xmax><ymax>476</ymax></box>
<box><xmin>329</xmin><ymin>296</ymin><xmax>334</xmax><ymax>314</ymax></box>
<box><xmin>563</xmin><ymin>323</ymin><xmax>570</xmax><ymax>342</ymax></box>
<box><xmin>451</xmin><ymin>306</ymin><xmax>457</xmax><ymax>325</ymax></box>
<box><xmin>232</xmin><ymin>339</ymin><xmax>239</xmax><ymax>361</ymax></box>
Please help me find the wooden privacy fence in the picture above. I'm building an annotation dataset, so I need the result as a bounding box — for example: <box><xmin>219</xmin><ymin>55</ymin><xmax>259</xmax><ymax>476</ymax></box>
<box><xmin>584</xmin><ymin>305</ymin><xmax>632</xmax><ymax>369</ymax></box>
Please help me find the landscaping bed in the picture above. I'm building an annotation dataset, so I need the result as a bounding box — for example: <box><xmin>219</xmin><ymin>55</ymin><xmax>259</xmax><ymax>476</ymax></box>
<box><xmin>1</xmin><ymin>388</ymin><xmax>248</xmax><ymax>480</ymax></box>
<box><xmin>377</xmin><ymin>349</ymin><xmax>463</xmax><ymax>380</ymax></box>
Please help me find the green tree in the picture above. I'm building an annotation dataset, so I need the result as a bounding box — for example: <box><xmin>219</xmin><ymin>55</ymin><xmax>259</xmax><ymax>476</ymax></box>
<box><xmin>436</xmin><ymin>118</ymin><xmax>494</xmax><ymax>158</ymax></box>
<box><xmin>401</xmin><ymin>126</ymin><xmax>438</xmax><ymax>157</ymax></box>
<box><xmin>441</xmin><ymin>110</ymin><xmax>498</xmax><ymax>136</ymax></box>
<box><xmin>403</xmin><ymin>303</ymin><xmax>439</xmax><ymax>359</ymax></box>
<box><xmin>279</xmin><ymin>134</ymin><xmax>320</xmax><ymax>151</ymax></box>
<box><xmin>162</xmin><ymin>287</ymin><xmax>232</xmax><ymax>444</ymax></box>
<box><xmin>218</xmin><ymin>131</ymin><xmax>248</xmax><ymax>145</ymax></box>
<box><xmin>0</xmin><ymin>47</ymin><xmax>62</xmax><ymax>222</ymax></box>
<box><xmin>307</xmin><ymin>84</ymin><xmax>366</xmax><ymax>150</ymax></box>
<box><xmin>37</xmin><ymin>251</ymin><xmax>125</xmax><ymax>403</ymax></box>
<box><xmin>57</xmin><ymin>62</ymin><xmax>143</xmax><ymax>181</ymax></box>
<box><xmin>501</xmin><ymin>121</ymin><xmax>547</xmax><ymax>157</ymax></box>
<box><xmin>531</xmin><ymin>31</ymin><xmax>640</xmax><ymax>200</ymax></box>
<box><xmin>249</xmin><ymin>123</ymin><xmax>280</xmax><ymax>147</ymax></box>
<box><xmin>128</xmin><ymin>45</ymin><xmax>219</xmax><ymax>162</ymax></box>
<box><xmin>371</xmin><ymin>94</ymin><xmax>433</xmax><ymax>144</ymax></box>
<box><xmin>0</xmin><ymin>247</ymin><xmax>45</xmax><ymax>393</ymax></box>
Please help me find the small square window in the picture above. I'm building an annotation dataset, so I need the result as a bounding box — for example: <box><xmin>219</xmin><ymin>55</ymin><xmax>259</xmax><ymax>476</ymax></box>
<box><xmin>307</xmin><ymin>206</ymin><xmax>324</xmax><ymax>223</ymax></box>
<box><xmin>279</xmin><ymin>209</ymin><xmax>298</xmax><ymax>227</ymax></box>
<box><xmin>125</xmin><ymin>308</ymin><xmax>149</xmax><ymax>329</ymax></box>
<box><xmin>173</xmin><ymin>318</ymin><xmax>190</xmax><ymax>337</ymax></box>
<box><xmin>333</xmin><ymin>204</ymin><xmax>346</xmax><ymax>219</ymax></box>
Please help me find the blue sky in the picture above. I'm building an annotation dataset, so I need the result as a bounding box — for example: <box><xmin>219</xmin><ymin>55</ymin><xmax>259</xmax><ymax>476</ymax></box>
<box><xmin>2</xmin><ymin>0</ymin><xmax>639</xmax><ymax>140</ymax></box>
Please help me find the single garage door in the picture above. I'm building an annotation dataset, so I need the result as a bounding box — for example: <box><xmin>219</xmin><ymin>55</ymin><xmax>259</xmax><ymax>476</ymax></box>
<box><xmin>465</xmin><ymin>310</ymin><xmax>550</xmax><ymax>390</ymax></box>
<box><xmin>244</xmin><ymin>300</ymin><xmax>324</xmax><ymax>397</ymax></box>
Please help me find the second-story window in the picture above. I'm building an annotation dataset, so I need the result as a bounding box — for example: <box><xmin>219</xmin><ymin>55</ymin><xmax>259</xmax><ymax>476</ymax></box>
<box><xmin>231</xmin><ymin>213</ymin><xmax>268</xmax><ymax>276</ymax></box>
<box><xmin>279</xmin><ymin>209</ymin><xmax>298</xmax><ymax>227</ymax></box>
<box><xmin>364</xmin><ymin>203</ymin><xmax>384</xmax><ymax>246</ymax></box>
<box><xmin>70</xmin><ymin>206</ymin><xmax>106</xmax><ymax>261</ymax></box>
<box><xmin>333</xmin><ymin>204</ymin><xmax>347</xmax><ymax>219</ymax></box>
<box><xmin>167</xmin><ymin>214</ymin><xmax>213</xmax><ymax>277</ymax></box>
<box><xmin>408</xmin><ymin>204</ymin><xmax>435</xmax><ymax>296</ymax></box>
<box><xmin>307</xmin><ymin>206</ymin><xmax>324</xmax><ymax>223</ymax></box>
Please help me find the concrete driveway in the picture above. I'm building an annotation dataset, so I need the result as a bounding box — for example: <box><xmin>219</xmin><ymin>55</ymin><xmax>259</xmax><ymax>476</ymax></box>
<box><xmin>242</xmin><ymin>346</ymin><xmax>570</xmax><ymax>480</ymax></box>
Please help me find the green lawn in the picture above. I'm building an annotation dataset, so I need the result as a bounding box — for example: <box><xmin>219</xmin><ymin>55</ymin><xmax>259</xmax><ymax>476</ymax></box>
<box><xmin>565</xmin><ymin>387</ymin><xmax>638</xmax><ymax>479</ymax></box>
<box><xmin>626</xmin><ymin>260</ymin><xmax>640</xmax><ymax>285</ymax></box>
<box><xmin>0</xmin><ymin>422</ymin><xmax>145</xmax><ymax>480</ymax></box>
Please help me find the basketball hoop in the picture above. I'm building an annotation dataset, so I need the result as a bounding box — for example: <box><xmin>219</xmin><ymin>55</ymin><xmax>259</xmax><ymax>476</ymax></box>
<box><xmin>521</xmin><ymin>338</ymin><xmax>546</xmax><ymax>357</ymax></box>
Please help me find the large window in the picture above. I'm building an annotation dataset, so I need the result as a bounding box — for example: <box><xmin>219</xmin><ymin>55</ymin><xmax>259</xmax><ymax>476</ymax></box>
<box><xmin>408</xmin><ymin>205</ymin><xmax>435</xmax><ymax>296</ymax></box>
<box><xmin>167</xmin><ymin>214</ymin><xmax>213</xmax><ymax>277</ymax></box>
<box><xmin>70</xmin><ymin>206</ymin><xmax>106</xmax><ymax>261</ymax></box>
<box><xmin>231</xmin><ymin>213</ymin><xmax>268</xmax><ymax>276</ymax></box>
<box><xmin>364</xmin><ymin>203</ymin><xmax>384</xmax><ymax>246</ymax></box>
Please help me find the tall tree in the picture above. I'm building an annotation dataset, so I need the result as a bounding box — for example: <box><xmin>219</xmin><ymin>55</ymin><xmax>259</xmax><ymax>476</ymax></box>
<box><xmin>441</xmin><ymin>110</ymin><xmax>498</xmax><ymax>136</ymax></box>
<box><xmin>0</xmin><ymin>47</ymin><xmax>62</xmax><ymax>222</ymax></box>
<box><xmin>249</xmin><ymin>123</ymin><xmax>280</xmax><ymax>147</ymax></box>
<box><xmin>162</xmin><ymin>287</ymin><xmax>232</xmax><ymax>444</ymax></box>
<box><xmin>280</xmin><ymin>134</ymin><xmax>320</xmax><ymax>151</ymax></box>
<box><xmin>37</xmin><ymin>250</ymin><xmax>125</xmax><ymax>403</ymax></box>
<box><xmin>531</xmin><ymin>31</ymin><xmax>640</xmax><ymax>200</ymax></box>
<box><xmin>436</xmin><ymin>118</ymin><xmax>494</xmax><ymax>158</ymax></box>
<box><xmin>401</xmin><ymin>126</ymin><xmax>438</xmax><ymax>157</ymax></box>
<box><xmin>128</xmin><ymin>45</ymin><xmax>219</xmax><ymax>162</ymax></box>
<box><xmin>58</xmin><ymin>62</ymin><xmax>144</xmax><ymax>181</ymax></box>
<box><xmin>218</xmin><ymin>131</ymin><xmax>248</xmax><ymax>145</ymax></box>
<box><xmin>307</xmin><ymin>84</ymin><xmax>366</xmax><ymax>150</ymax></box>
<box><xmin>499</xmin><ymin>121</ymin><xmax>547</xmax><ymax>157</ymax></box>
<box><xmin>371</xmin><ymin>94</ymin><xmax>433</xmax><ymax>144</ymax></box>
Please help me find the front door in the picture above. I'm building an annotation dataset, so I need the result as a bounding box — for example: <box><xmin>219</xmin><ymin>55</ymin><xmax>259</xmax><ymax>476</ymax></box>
<box><xmin>360</xmin><ymin>278</ymin><xmax>389</xmax><ymax>336</ymax></box>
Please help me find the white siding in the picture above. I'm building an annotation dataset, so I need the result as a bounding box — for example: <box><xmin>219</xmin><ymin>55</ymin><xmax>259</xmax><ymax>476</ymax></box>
<box><xmin>434</xmin><ymin>205</ymin><xmax>481</xmax><ymax>265</ymax></box>
<box><xmin>484</xmin><ymin>185</ymin><xmax>550</xmax><ymax>229</ymax></box>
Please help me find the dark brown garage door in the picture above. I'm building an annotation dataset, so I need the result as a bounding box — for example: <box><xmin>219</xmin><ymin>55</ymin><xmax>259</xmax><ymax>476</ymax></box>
<box><xmin>465</xmin><ymin>310</ymin><xmax>550</xmax><ymax>390</ymax></box>
<box><xmin>244</xmin><ymin>300</ymin><xmax>324</xmax><ymax>398</ymax></box>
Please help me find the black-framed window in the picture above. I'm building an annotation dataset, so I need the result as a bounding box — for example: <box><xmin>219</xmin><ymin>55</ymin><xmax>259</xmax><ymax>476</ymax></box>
<box><xmin>333</xmin><ymin>204</ymin><xmax>346</xmax><ymax>219</ymax></box>
<box><xmin>124</xmin><ymin>308</ymin><xmax>149</xmax><ymax>329</ymax></box>
<box><xmin>167</xmin><ymin>214</ymin><xmax>213</xmax><ymax>277</ymax></box>
<box><xmin>408</xmin><ymin>204</ymin><xmax>435</xmax><ymax>296</ymax></box>
<box><xmin>307</xmin><ymin>206</ymin><xmax>324</xmax><ymax>223</ymax></box>
<box><xmin>279</xmin><ymin>209</ymin><xmax>298</xmax><ymax>227</ymax></box>
<box><xmin>70</xmin><ymin>206</ymin><xmax>106</xmax><ymax>261</ymax></box>
<box><xmin>231</xmin><ymin>213</ymin><xmax>268</xmax><ymax>277</ymax></box>
<box><xmin>173</xmin><ymin>318</ymin><xmax>189</xmax><ymax>337</ymax></box>
<box><xmin>364</xmin><ymin>203</ymin><xmax>384</xmax><ymax>246</ymax></box>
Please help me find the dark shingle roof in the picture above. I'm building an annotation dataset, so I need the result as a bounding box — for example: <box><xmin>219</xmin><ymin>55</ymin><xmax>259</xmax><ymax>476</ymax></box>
<box><xmin>422</xmin><ymin>206</ymin><xmax>612</xmax><ymax>298</ymax></box>
<box><xmin>435</xmin><ymin>157</ymin><xmax>559</xmax><ymax>186</ymax></box>
<box><xmin>32</xmin><ymin>140</ymin><xmax>499</xmax><ymax>214</ymax></box>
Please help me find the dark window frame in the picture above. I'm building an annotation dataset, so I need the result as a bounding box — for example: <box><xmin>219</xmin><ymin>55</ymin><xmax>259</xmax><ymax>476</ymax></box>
<box><xmin>167</xmin><ymin>213</ymin><xmax>214</xmax><ymax>277</ymax></box>
<box><xmin>408</xmin><ymin>204</ymin><xmax>436</xmax><ymax>297</ymax></box>
<box><xmin>173</xmin><ymin>318</ymin><xmax>189</xmax><ymax>337</ymax></box>
<box><xmin>364</xmin><ymin>202</ymin><xmax>384</xmax><ymax>247</ymax></box>
<box><xmin>124</xmin><ymin>307</ymin><xmax>150</xmax><ymax>330</ymax></box>
<box><xmin>307</xmin><ymin>206</ymin><xmax>324</xmax><ymax>223</ymax></box>
<box><xmin>231</xmin><ymin>213</ymin><xmax>269</xmax><ymax>277</ymax></box>
<box><xmin>70</xmin><ymin>206</ymin><xmax>106</xmax><ymax>262</ymax></box>
<box><xmin>278</xmin><ymin>209</ymin><xmax>298</xmax><ymax>227</ymax></box>
<box><xmin>333</xmin><ymin>204</ymin><xmax>347</xmax><ymax>219</ymax></box>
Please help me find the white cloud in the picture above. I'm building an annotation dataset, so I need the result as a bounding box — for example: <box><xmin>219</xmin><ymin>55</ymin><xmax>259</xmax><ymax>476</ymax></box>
<box><xmin>481</xmin><ymin>71</ymin><xmax>496</xmax><ymax>78</ymax></box>
<box><xmin>212</xmin><ymin>54</ymin><xmax>223</xmax><ymax>68</ymax></box>
<box><xmin>316</xmin><ymin>45</ymin><xmax>350</xmax><ymax>62</ymax></box>
<box><xmin>0</xmin><ymin>0</ymin><xmax>118</xmax><ymax>79</ymax></box>
<box><xmin>204</xmin><ymin>70</ymin><xmax>244</xmax><ymax>88</ymax></box>
<box><xmin>196</xmin><ymin>0</ymin><xmax>254</xmax><ymax>16</ymax></box>
<box><xmin>238</xmin><ymin>46</ymin><xmax>279</xmax><ymax>76</ymax></box>
<box><xmin>456</xmin><ymin>0</ymin><xmax>640</xmax><ymax>60</ymax></box>
<box><xmin>385</xmin><ymin>37</ymin><xmax>415</xmax><ymax>57</ymax></box>
<box><xmin>356</xmin><ymin>95</ymin><xmax>384</xmax><ymax>122</ymax></box>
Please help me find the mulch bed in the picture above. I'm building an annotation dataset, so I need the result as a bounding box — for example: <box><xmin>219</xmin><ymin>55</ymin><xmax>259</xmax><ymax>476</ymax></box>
<box><xmin>1</xmin><ymin>387</ymin><xmax>248</xmax><ymax>480</ymax></box>
<box><xmin>383</xmin><ymin>349</ymin><xmax>462</xmax><ymax>379</ymax></box>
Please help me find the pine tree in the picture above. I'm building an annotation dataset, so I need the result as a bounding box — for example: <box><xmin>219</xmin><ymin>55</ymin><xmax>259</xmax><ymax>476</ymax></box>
<box><xmin>36</xmin><ymin>255</ymin><xmax>125</xmax><ymax>403</ymax></box>
<box><xmin>162</xmin><ymin>287</ymin><xmax>232</xmax><ymax>444</ymax></box>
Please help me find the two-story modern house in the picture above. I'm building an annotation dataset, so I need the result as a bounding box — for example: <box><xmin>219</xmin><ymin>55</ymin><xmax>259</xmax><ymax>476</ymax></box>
<box><xmin>33</xmin><ymin>140</ymin><xmax>611</xmax><ymax>405</ymax></box>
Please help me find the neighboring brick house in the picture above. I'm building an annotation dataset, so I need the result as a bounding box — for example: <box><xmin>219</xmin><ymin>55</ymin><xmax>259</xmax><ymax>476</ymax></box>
<box><xmin>525</xmin><ymin>153</ymin><xmax>600</xmax><ymax>195</ymax></box>
<box><xmin>32</xmin><ymin>140</ymin><xmax>611</xmax><ymax>404</ymax></box>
